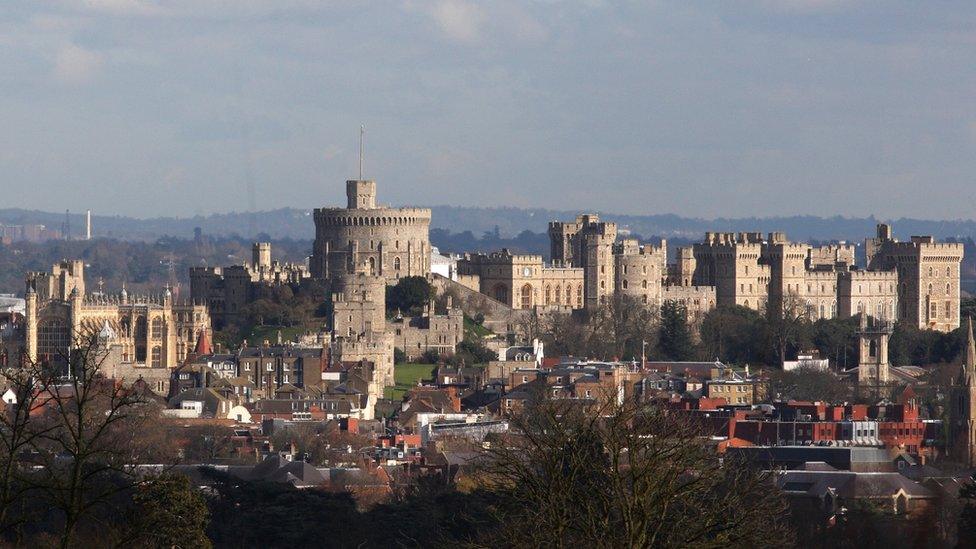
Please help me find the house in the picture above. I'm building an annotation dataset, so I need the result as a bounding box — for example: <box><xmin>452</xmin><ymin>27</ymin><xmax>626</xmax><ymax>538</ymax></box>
<box><xmin>773</xmin><ymin>466</ymin><xmax>938</xmax><ymax>516</ymax></box>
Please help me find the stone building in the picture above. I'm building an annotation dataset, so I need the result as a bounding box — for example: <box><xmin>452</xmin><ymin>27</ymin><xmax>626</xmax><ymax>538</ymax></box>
<box><xmin>390</xmin><ymin>302</ymin><xmax>464</xmax><ymax>361</ymax></box>
<box><xmin>24</xmin><ymin>260</ymin><xmax>210</xmax><ymax>394</ymax></box>
<box><xmin>690</xmin><ymin>230</ymin><xmax>908</xmax><ymax>324</ymax></box>
<box><xmin>329</xmin><ymin>270</ymin><xmax>394</xmax><ymax>388</ymax></box>
<box><xmin>457</xmin><ymin>250</ymin><xmax>584</xmax><ymax>310</ymax></box>
<box><xmin>692</xmin><ymin>232</ymin><xmax>770</xmax><ymax>310</ymax></box>
<box><xmin>311</xmin><ymin>179</ymin><xmax>431</xmax><ymax>283</ymax></box>
<box><xmin>189</xmin><ymin>242</ymin><xmax>308</xmax><ymax>328</ymax></box>
<box><xmin>865</xmin><ymin>224</ymin><xmax>964</xmax><ymax>332</ymax></box>
<box><xmin>549</xmin><ymin>214</ymin><xmax>617</xmax><ymax>309</ymax></box>
<box><xmin>950</xmin><ymin>319</ymin><xmax>976</xmax><ymax>467</ymax></box>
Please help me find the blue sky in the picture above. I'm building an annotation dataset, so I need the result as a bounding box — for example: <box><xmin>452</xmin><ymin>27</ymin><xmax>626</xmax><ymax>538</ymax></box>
<box><xmin>2</xmin><ymin>0</ymin><xmax>975</xmax><ymax>219</ymax></box>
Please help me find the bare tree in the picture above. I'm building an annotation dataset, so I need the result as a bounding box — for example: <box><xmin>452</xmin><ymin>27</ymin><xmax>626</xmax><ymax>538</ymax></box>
<box><xmin>475</xmin><ymin>390</ymin><xmax>795</xmax><ymax>547</ymax></box>
<box><xmin>12</xmin><ymin>332</ymin><xmax>163</xmax><ymax>548</ymax></box>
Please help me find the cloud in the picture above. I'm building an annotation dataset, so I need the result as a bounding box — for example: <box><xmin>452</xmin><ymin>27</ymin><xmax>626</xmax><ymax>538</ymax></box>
<box><xmin>428</xmin><ymin>0</ymin><xmax>484</xmax><ymax>44</ymax></box>
<box><xmin>53</xmin><ymin>44</ymin><xmax>104</xmax><ymax>84</ymax></box>
<box><xmin>80</xmin><ymin>0</ymin><xmax>162</xmax><ymax>16</ymax></box>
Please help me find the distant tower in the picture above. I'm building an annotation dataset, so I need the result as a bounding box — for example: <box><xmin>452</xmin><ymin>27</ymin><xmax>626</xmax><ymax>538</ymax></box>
<box><xmin>252</xmin><ymin>242</ymin><xmax>272</xmax><ymax>270</ymax></box>
<box><xmin>857</xmin><ymin>313</ymin><xmax>891</xmax><ymax>385</ymax></box>
<box><xmin>85</xmin><ymin>210</ymin><xmax>91</xmax><ymax>240</ymax></box>
<box><xmin>951</xmin><ymin>318</ymin><xmax>976</xmax><ymax>467</ymax></box>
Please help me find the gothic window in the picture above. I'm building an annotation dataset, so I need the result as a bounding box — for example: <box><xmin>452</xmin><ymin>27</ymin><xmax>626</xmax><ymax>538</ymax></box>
<box><xmin>545</xmin><ymin>285</ymin><xmax>551</xmax><ymax>304</ymax></box>
<box><xmin>642</xmin><ymin>280</ymin><xmax>647</xmax><ymax>289</ymax></box>
<box><xmin>622</xmin><ymin>280</ymin><xmax>628</xmax><ymax>290</ymax></box>
<box><xmin>151</xmin><ymin>346</ymin><xmax>161</xmax><ymax>368</ymax></box>
<box><xmin>577</xmin><ymin>285</ymin><xmax>583</xmax><ymax>307</ymax></box>
<box><xmin>135</xmin><ymin>316</ymin><xmax>147</xmax><ymax>339</ymax></box>
<box><xmin>151</xmin><ymin>318</ymin><xmax>163</xmax><ymax>339</ymax></box>
<box><xmin>394</xmin><ymin>257</ymin><xmax>401</xmax><ymax>270</ymax></box>
<box><xmin>38</xmin><ymin>319</ymin><xmax>69</xmax><ymax>357</ymax></box>
<box><xmin>493</xmin><ymin>284</ymin><xmax>509</xmax><ymax>304</ymax></box>
<box><xmin>520</xmin><ymin>284</ymin><xmax>532</xmax><ymax>309</ymax></box>
<box><xmin>554</xmin><ymin>286</ymin><xmax>561</xmax><ymax>304</ymax></box>
<box><xmin>928</xmin><ymin>267</ymin><xmax>933</xmax><ymax>277</ymax></box>
<box><xmin>946</xmin><ymin>301</ymin><xmax>952</xmax><ymax>319</ymax></box>
<box><xmin>947</xmin><ymin>266</ymin><xmax>952</xmax><ymax>277</ymax></box>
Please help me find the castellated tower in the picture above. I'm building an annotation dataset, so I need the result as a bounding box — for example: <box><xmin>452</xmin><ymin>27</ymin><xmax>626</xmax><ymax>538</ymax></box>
<box><xmin>252</xmin><ymin>242</ymin><xmax>271</xmax><ymax>270</ymax></box>
<box><xmin>311</xmin><ymin>178</ymin><xmax>431</xmax><ymax>283</ymax></box>
<box><xmin>347</xmin><ymin>179</ymin><xmax>377</xmax><ymax>209</ymax></box>
<box><xmin>856</xmin><ymin>313</ymin><xmax>891</xmax><ymax>386</ymax></box>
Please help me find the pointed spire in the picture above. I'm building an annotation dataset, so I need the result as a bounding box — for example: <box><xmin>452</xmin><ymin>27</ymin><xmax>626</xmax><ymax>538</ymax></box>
<box><xmin>966</xmin><ymin>317</ymin><xmax>976</xmax><ymax>387</ymax></box>
<box><xmin>194</xmin><ymin>329</ymin><xmax>212</xmax><ymax>356</ymax></box>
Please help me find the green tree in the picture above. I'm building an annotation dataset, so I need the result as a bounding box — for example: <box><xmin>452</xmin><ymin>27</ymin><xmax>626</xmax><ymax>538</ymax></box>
<box><xmin>658</xmin><ymin>301</ymin><xmax>694</xmax><ymax>361</ymax></box>
<box><xmin>698</xmin><ymin>305</ymin><xmax>763</xmax><ymax>364</ymax></box>
<box><xmin>386</xmin><ymin>276</ymin><xmax>432</xmax><ymax>316</ymax></box>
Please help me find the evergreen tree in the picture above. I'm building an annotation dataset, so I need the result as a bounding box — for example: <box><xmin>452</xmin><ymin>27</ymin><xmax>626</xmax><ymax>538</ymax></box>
<box><xmin>658</xmin><ymin>301</ymin><xmax>694</xmax><ymax>361</ymax></box>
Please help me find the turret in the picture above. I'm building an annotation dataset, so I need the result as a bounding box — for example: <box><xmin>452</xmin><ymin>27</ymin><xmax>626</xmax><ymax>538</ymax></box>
<box><xmin>346</xmin><ymin>179</ymin><xmax>376</xmax><ymax>209</ymax></box>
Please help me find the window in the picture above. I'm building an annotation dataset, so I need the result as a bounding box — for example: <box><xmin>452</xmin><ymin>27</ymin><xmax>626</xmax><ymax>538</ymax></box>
<box><xmin>151</xmin><ymin>346</ymin><xmax>161</xmax><ymax>368</ymax></box>
<box><xmin>38</xmin><ymin>319</ymin><xmax>69</xmax><ymax>357</ymax></box>
<box><xmin>520</xmin><ymin>284</ymin><xmax>532</xmax><ymax>309</ymax></box>
<box><xmin>151</xmin><ymin>318</ymin><xmax>163</xmax><ymax>339</ymax></box>
<box><xmin>554</xmin><ymin>286</ymin><xmax>561</xmax><ymax>304</ymax></box>
<box><xmin>394</xmin><ymin>257</ymin><xmax>401</xmax><ymax>270</ymax></box>
<box><xmin>545</xmin><ymin>285</ymin><xmax>552</xmax><ymax>304</ymax></box>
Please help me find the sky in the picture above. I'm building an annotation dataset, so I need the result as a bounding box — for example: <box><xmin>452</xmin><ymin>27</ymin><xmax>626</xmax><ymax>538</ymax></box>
<box><xmin>1</xmin><ymin>0</ymin><xmax>976</xmax><ymax>220</ymax></box>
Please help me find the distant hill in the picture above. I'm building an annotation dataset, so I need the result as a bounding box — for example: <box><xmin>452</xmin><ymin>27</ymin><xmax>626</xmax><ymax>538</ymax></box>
<box><xmin>3</xmin><ymin>206</ymin><xmax>975</xmax><ymax>243</ymax></box>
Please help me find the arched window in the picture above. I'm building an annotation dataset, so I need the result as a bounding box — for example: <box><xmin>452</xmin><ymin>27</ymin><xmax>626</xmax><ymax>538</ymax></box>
<box><xmin>545</xmin><ymin>285</ymin><xmax>551</xmax><ymax>305</ymax></box>
<box><xmin>642</xmin><ymin>280</ymin><xmax>647</xmax><ymax>289</ymax></box>
<box><xmin>554</xmin><ymin>286</ymin><xmax>561</xmax><ymax>304</ymax></box>
<box><xmin>493</xmin><ymin>284</ymin><xmax>509</xmax><ymax>305</ymax></box>
<box><xmin>622</xmin><ymin>280</ymin><xmax>629</xmax><ymax>290</ymax></box>
<box><xmin>38</xmin><ymin>319</ymin><xmax>69</xmax><ymax>357</ymax></box>
<box><xmin>151</xmin><ymin>317</ymin><xmax>163</xmax><ymax>339</ymax></box>
<box><xmin>520</xmin><ymin>284</ymin><xmax>532</xmax><ymax>309</ymax></box>
<box><xmin>947</xmin><ymin>266</ymin><xmax>952</xmax><ymax>277</ymax></box>
<box><xmin>928</xmin><ymin>267</ymin><xmax>933</xmax><ymax>277</ymax></box>
<box><xmin>151</xmin><ymin>346</ymin><xmax>162</xmax><ymax>368</ymax></box>
<box><xmin>368</xmin><ymin>257</ymin><xmax>376</xmax><ymax>275</ymax></box>
<box><xmin>576</xmin><ymin>285</ymin><xmax>583</xmax><ymax>307</ymax></box>
<box><xmin>394</xmin><ymin>256</ymin><xmax>401</xmax><ymax>270</ymax></box>
<box><xmin>135</xmin><ymin>316</ymin><xmax>147</xmax><ymax>339</ymax></box>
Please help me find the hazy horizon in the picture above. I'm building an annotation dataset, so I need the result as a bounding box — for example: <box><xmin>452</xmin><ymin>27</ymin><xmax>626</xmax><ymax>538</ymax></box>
<box><xmin>2</xmin><ymin>1</ymin><xmax>976</xmax><ymax>220</ymax></box>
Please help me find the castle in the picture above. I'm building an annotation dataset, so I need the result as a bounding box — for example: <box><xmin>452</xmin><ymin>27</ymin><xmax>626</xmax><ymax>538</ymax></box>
<box><xmin>189</xmin><ymin>242</ymin><xmax>309</xmax><ymax>328</ymax></box>
<box><xmin>457</xmin><ymin>215</ymin><xmax>962</xmax><ymax>336</ymax></box>
<box><xmin>23</xmin><ymin>260</ymin><xmax>211</xmax><ymax>394</ymax></box>
<box><xmin>310</xmin><ymin>179</ymin><xmax>432</xmax><ymax>283</ymax></box>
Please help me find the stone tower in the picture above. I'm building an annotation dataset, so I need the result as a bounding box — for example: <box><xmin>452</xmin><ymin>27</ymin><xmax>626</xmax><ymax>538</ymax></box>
<box><xmin>252</xmin><ymin>242</ymin><xmax>272</xmax><ymax>270</ymax></box>
<box><xmin>857</xmin><ymin>313</ymin><xmax>891</xmax><ymax>385</ymax></box>
<box><xmin>951</xmin><ymin>318</ymin><xmax>976</xmax><ymax>467</ymax></box>
<box><xmin>311</xmin><ymin>177</ymin><xmax>431</xmax><ymax>283</ymax></box>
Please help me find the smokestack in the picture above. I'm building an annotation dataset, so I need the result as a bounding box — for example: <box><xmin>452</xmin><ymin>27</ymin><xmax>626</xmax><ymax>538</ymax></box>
<box><xmin>85</xmin><ymin>210</ymin><xmax>91</xmax><ymax>240</ymax></box>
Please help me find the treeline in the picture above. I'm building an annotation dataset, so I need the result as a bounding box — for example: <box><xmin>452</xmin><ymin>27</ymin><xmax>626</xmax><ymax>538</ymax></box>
<box><xmin>538</xmin><ymin>297</ymin><xmax>976</xmax><ymax>370</ymax></box>
<box><xmin>0</xmin><ymin>234</ymin><xmax>312</xmax><ymax>296</ymax></box>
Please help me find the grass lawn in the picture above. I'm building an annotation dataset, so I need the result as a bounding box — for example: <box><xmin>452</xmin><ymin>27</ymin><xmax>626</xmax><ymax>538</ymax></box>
<box><xmin>384</xmin><ymin>363</ymin><xmax>436</xmax><ymax>401</ymax></box>
<box><xmin>246</xmin><ymin>325</ymin><xmax>308</xmax><ymax>345</ymax></box>
<box><xmin>464</xmin><ymin>315</ymin><xmax>492</xmax><ymax>339</ymax></box>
